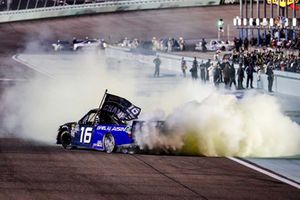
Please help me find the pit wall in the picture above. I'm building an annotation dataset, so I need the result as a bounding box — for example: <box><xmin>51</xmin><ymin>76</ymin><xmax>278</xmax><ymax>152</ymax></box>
<box><xmin>106</xmin><ymin>46</ymin><xmax>300</xmax><ymax>97</ymax></box>
<box><xmin>0</xmin><ymin>0</ymin><xmax>219</xmax><ymax>23</ymax></box>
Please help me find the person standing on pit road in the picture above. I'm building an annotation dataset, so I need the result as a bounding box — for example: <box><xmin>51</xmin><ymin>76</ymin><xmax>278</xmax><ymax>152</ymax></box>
<box><xmin>167</xmin><ymin>38</ymin><xmax>173</xmax><ymax>52</ymax></box>
<box><xmin>245</xmin><ymin>63</ymin><xmax>256</xmax><ymax>88</ymax></box>
<box><xmin>199</xmin><ymin>60</ymin><xmax>206</xmax><ymax>83</ymax></box>
<box><xmin>190</xmin><ymin>57</ymin><xmax>198</xmax><ymax>80</ymax></box>
<box><xmin>234</xmin><ymin>37</ymin><xmax>240</xmax><ymax>52</ymax></box>
<box><xmin>243</xmin><ymin>37</ymin><xmax>249</xmax><ymax>51</ymax></box>
<box><xmin>181</xmin><ymin>57</ymin><xmax>187</xmax><ymax>77</ymax></box>
<box><xmin>153</xmin><ymin>55</ymin><xmax>161</xmax><ymax>77</ymax></box>
<box><xmin>256</xmin><ymin>66</ymin><xmax>263</xmax><ymax>89</ymax></box>
<box><xmin>222</xmin><ymin>60</ymin><xmax>231</xmax><ymax>89</ymax></box>
<box><xmin>266</xmin><ymin>64</ymin><xmax>274</xmax><ymax>92</ymax></box>
<box><xmin>229</xmin><ymin>62</ymin><xmax>237</xmax><ymax>89</ymax></box>
<box><xmin>238</xmin><ymin>38</ymin><xmax>243</xmax><ymax>51</ymax></box>
<box><xmin>72</xmin><ymin>37</ymin><xmax>77</xmax><ymax>45</ymax></box>
<box><xmin>220</xmin><ymin>60</ymin><xmax>226</xmax><ymax>83</ymax></box>
<box><xmin>213</xmin><ymin>63</ymin><xmax>222</xmax><ymax>87</ymax></box>
<box><xmin>237</xmin><ymin>63</ymin><xmax>245</xmax><ymax>90</ymax></box>
<box><xmin>205</xmin><ymin>59</ymin><xmax>211</xmax><ymax>81</ymax></box>
<box><xmin>201</xmin><ymin>38</ymin><xmax>207</xmax><ymax>52</ymax></box>
<box><xmin>207</xmin><ymin>62</ymin><xmax>215</xmax><ymax>83</ymax></box>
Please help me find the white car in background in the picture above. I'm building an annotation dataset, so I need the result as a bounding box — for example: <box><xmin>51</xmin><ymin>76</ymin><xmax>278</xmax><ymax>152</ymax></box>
<box><xmin>73</xmin><ymin>39</ymin><xmax>101</xmax><ymax>51</ymax></box>
<box><xmin>208</xmin><ymin>40</ymin><xmax>235</xmax><ymax>51</ymax></box>
<box><xmin>195</xmin><ymin>39</ymin><xmax>234</xmax><ymax>52</ymax></box>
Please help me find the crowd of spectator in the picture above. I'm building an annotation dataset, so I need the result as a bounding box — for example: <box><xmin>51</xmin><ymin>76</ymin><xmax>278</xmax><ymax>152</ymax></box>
<box><xmin>118</xmin><ymin>32</ymin><xmax>300</xmax><ymax>85</ymax></box>
<box><xmin>119</xmin><ymin>37</ymin><xmax>186</xmax><ymax>52</ymax></box>
<box><xmin>222</xmin><ymin>31</ymin><xmax>300</xmax><ymax>75</ymax></box>
<box><xmin>178</xmin><ymin>55</ymin><xmax>275</xmax><ymax>92</ymax></box>
<box><xmin>229</xmin><ymin>48</ymin><xmax>300</xmax><ymax>73</ymax></box>
<box><xmin>233</xmin><ymin>30</ymin><xmax>300</xmax><ymax>51</ymax></box>
<box><xmin>151</xmin><ymin>37</ymin><xmax>185</xmax><ymax>52</ymax></box>
<box><xmin>180</xmin><ymin>57</ymin><xmax>243</xmax><ymax>90</ymax></box>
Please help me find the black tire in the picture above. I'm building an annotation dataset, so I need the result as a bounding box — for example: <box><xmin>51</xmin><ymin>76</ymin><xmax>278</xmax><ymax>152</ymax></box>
<box><xmin>60</xmin><ymin>130</ymin><xmax>72</xmax><ymax>149</ymax></box>
<box><xmin>103</xmin><ymin>134</ymin><xmax>116</xmax><ymax>153</ymax></box>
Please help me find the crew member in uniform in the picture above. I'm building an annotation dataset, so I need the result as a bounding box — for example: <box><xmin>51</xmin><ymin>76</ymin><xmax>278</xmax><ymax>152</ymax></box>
<box><xmin>266</xmin><ymin>64</ymin><xmax>274</xmax><ymax>92</ymax></box>
<box><xmin>153</xmin><ymin>55</ymin><xmax>161</xmax><ymax>77</ymax></box>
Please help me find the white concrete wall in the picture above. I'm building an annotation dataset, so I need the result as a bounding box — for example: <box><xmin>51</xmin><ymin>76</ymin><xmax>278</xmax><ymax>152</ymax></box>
<box><xmin>106</xmin><ymin>46</ymin><xmax>300</xmax><ymax>97</ymax></box>
<box><xmin>0</xmin><ymin>0</ymin><xmax>219</xmax><ymax>23</ymax></box>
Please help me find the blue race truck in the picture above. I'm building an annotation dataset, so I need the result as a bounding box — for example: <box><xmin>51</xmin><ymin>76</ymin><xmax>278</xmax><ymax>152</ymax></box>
<box><xmin>56</xmin><ymin>91</ymin><xmax>142</xmax><ymax>153</ymax></box>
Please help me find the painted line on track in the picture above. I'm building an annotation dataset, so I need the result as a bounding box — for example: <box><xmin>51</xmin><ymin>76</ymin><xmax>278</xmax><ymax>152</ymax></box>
<box><xmin>0</xmin><ymin>78</ymin><xmax>27</xmax><ymax>81</ymax></box>
<box><xmin>12</xmin><ymin>54</ymin><xmax>54</xmax><ymax>79</ymax></box>
<box><xmin>228</xmin><ymin>157</ymin><xmax>300</xmax><ymax>190</ymax></box>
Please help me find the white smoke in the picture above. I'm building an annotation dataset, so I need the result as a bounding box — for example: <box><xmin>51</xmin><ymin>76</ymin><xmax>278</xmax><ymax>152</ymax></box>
<box><xmin>0</xmin><ymin>50</ymin><xmax>137</xmax><ymax>144</ymax></box>
<box><xmin>1</xmin><ymin>37</ymin><xmax>300</xmax><ymax>157</ymax></box>
<box><xmin>135</xmin><ymin>87</ymin><xmax>300</xmax><ymax>157</ymax></box>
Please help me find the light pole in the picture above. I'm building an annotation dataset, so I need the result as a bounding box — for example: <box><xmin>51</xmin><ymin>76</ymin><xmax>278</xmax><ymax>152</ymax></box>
<box><xmin>293</xmin><ymin>0</ymin><xmax>297</xmax><ymax>40</ymax></box>
<box><xmin>217</xmin><ymin>18</ymin><xmax>224</xmax><ymax>41</ymax></box>
<box><xmin>257</xmin><ymin>0</ymin><xmax>260</xmax><ymax>46</ymax></box>
<box><xmin>240</xmin><ymin>0</ymin><xmax>244</xmax><ymax>39</ymax></box>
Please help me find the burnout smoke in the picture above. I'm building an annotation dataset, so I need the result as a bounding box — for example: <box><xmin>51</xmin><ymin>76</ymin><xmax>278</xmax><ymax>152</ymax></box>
<box><xmin>135</xmin><ymin>90</ymin><xmax>300</xmax><ymax>157</ymax></box>
<box><xmin>1</xmin><ymin>36</ymin><xmax>300</xmax><ymax>157</ymax></box>
<box><xmin>1</xmin><ymin>48</ymin><xmax>137</xmax><ymax>144</ymax></box>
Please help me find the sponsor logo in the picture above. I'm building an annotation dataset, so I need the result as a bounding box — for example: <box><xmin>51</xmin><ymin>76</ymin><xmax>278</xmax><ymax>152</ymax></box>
<box><xmin>96</xmin><ymin>125</ymin><xmax>126</xmax><ymax>132</ymax></box>
<box><xmin>267</xmin><ymin>0</ymin><xmax>299</xmax><ymax>8</ymax></box>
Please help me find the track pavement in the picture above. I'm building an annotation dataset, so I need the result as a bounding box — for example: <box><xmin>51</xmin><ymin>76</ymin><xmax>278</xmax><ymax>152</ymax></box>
<box><xmin>0</xmin><ymin>138</ymin><xmax>300</xmax><ymax>200</ymax></box>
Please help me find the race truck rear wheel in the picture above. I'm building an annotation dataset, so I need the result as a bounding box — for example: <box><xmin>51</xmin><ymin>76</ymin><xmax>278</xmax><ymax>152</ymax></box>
<box><xmin>60</xmin><ymin>130</ymin><xmax>72</xmax><ymax>149</ymax></box>
<box><xmin>103</xmin><ymin>134</ymin><xmax>115</xmax><ymax>153</ymax></box>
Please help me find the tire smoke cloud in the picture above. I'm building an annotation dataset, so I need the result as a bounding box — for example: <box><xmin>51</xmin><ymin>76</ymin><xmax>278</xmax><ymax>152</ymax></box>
<box><xmin>0</xmin><ymin>48</ymin><xmax>137</xmax><ymax>144</ymax></box>
<box><xmin>1</xmin><ymin>39</ymin><xmax>300</xmax><ymax>157</ymax></box>
<box><xmin>135</xmin><ymin>84</ymin><xmax>300</xmax><ymax>157</ymax></box>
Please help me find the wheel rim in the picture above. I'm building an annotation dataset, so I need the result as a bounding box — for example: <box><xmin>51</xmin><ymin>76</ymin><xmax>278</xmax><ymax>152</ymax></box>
<box><xmin>104</xmin><ymin>134</ymin><xmax>115</xmax><ymax>153</ymax></box>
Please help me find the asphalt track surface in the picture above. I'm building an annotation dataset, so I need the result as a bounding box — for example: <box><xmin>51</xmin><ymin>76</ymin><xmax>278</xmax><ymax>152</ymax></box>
<box><xmin>0</xmin><ymin>5</ymin><xmax>300</xmax><ymax>199</ymax></box>
<box><xmin>1</xmin><ymin>138</ymin><xmax>300</xmax><ymax>200</ymax></box>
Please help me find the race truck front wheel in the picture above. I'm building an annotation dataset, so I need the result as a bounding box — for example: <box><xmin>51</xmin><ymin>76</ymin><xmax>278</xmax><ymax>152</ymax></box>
<box><xmin>60</xmin><ymin>130</ymin><xmax>72</xmax><ymax>149</ymax></box>
<box><xmin>104</xmin><ymin>134</ymin><xmax>115</xmax><ymax>153</ymax></box>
